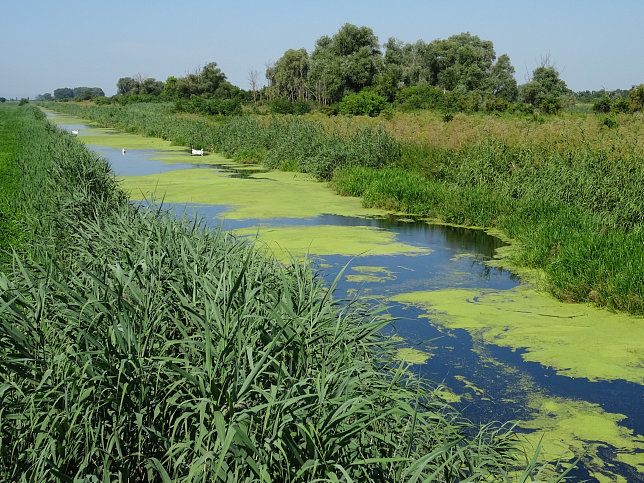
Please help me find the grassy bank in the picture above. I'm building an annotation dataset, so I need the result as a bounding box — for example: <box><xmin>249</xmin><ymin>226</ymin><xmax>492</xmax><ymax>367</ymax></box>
<box><xmin>42</xmin><ymin>102</ymin><xmax>644</xmax><ymax>314</ymax></box>
<box><xmin>1</xmin><ymin>107</ymin><xmax>538</xmax><ymax>480</ymax></box>
<box><xmin>0</xmin><ymin>104</ymin><xmax>24</xmax><ymax>265</ymax></box>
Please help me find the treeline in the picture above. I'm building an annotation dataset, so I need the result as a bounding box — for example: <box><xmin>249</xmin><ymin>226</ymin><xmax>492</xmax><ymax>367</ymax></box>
<box><xmin>262</xmin><ymin>25</ymin><xmax>579</xmax><ymax>115</ymax></box>
<box><xmin>36</xmin><ymin>86</ymin><xmax>105</xmax><ymax>101</ymax></box>
<box><xmin>38</xmin><ymin>23</ymin><xmax>644</xmax><ymax>117</ymax></box>
<box><xmin>590</xmin><ymin>85</ymin><xmax>644</xmax><ymax>114</ymax></box>
<box><xmin>98</xmin><ymin>63</ymin><xmax>244</xmax><ymax>116</ymax></box>
<box><xmin>575</xmin><ymin>88</ymin><xmax>630</xmax><ymax>103</ymax></box>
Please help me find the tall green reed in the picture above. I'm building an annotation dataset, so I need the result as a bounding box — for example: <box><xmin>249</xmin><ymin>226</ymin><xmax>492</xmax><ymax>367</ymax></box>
<box><xmin>1</xmin><ymin>104</ymin><xmax>532</xmax><ymax>480</ymax></box>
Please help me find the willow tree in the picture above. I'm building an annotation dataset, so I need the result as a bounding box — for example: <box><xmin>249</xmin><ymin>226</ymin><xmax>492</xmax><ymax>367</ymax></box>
<box><xmin>519</xmin><ymin>65</ymin><xmax>572</xmax><ymax>113</ymax></box>
<box><xmin>425</xmin><ymin>32</ymin><xmax>497</xmax><ymax>92</ymax></box>
<box><xmin>308</xmin><ymin>23</ymin><xmax>383</xmax><ymax>104</ymax></box>
<box><xmin>266</xmin><ymin>48</ymin><xmax>309</xmax><ymax>101</ymax></box>
<box><xmin>486</xmin><ymin>54</ymin><xmax>518</xmax><ymax>101</ymax></box>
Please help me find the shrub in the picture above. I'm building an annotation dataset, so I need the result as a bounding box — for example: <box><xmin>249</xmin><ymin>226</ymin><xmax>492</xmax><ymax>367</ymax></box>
<box><xmin>442</xmin><ymin>112</ymin><xmax>455</xmax><ymax>122</ymax></box>
<box><xmin>320</xmin><ymin>104</ymin><xmax>339</xmax><ymax>116</ymax></box>
<box><xmin>293</xmin><ymin>98</ymin><xmax>312</xmax><ymax>115</ymax></box>
<box><xmin>592</xmin><ymin>96</ymin><xmax>611</xmax><ymax>113</ymax></box>
<box><xmin>174</xmin><ymin>96</ymin><xmax>242</xmax><ymax>116</ymax></box>
<box><xmin>396</xmin><ymin>84</ymin><xmax>446</xmax><ymax>111</ymax></box>
<box><xmin>600</xmin><ymin>115</ymin><xmax>618</xmax><ymax>129</ymax></box>
<box><xmin>338</xmin><ymin>90</ymin><xmax>388</xmax><ymax>117</ymax></box>
<box><xmin>484</xmin><ymin>94</ymin><xmax>510</xmax><ymax>112</ymax></box>
<box><xmin>269</xmin><ymin>98</ymin><xmax>294</xmax><ymax>114</ymax></box>
<box><xmin>629</xmin><ymin>84</ymin><xmax>644</xmax><ymax>111</ymax></box>
<box><xmin>93</xmin><ymin>96</ymin><xmax>112</xmax><ymax>106</ymax></box>
<box><xmin>539</xmin><ymin>95</ymin><xmax>562</xmax><ymax>114</ymax></box>
<box><xmin>612</xmin><ymin>98</ymin><xmax>631</xmax><ymax>113</ymax></box>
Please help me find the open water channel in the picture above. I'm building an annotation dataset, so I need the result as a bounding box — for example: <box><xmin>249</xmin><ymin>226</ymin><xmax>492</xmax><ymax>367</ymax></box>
<box><xmin>48</xmin><ymin>112</ymin><xmax>644</xmax><ymax>482</ymax></box>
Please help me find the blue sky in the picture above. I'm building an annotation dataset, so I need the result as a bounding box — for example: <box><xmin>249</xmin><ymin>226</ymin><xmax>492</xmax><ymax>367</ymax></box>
<box><xmin>2</xmin><ymin>0</ymin><xmax>642</xmax><ymax>98</ymax></box>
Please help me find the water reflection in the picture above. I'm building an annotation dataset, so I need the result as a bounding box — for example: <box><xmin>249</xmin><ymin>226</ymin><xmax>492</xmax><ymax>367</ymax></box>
<box><xmin>87</xmin><ymin>145</ymin><xmax>217</xmax><ymax>176</ymax></box>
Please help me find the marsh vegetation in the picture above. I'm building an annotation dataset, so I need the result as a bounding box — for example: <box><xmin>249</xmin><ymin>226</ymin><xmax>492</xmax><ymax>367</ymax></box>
<box><xmin>43</xmin><ymin>100</ymin><xmax>644</xmax><ymax>315</ymax></box>
<box><xmin>0</xmin><ymin>104</ymin><xmax>556</xmax><ymax>481</ymax></box>
<box><xmin>11</xmin><ymin>20</ymin><xmax>644</xmax><ymax>482</ymax></box>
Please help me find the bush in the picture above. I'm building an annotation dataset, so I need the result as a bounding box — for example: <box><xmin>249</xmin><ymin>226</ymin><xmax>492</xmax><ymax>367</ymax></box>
<box><xmin>93</xmin><ymin>96</ymin><xmax>112</xmax><ymax>106</ymax></box>
<box><xmin>593</xmin><ymin>96</ymin><xmax>612</xmax><ymax>113</ymax></box>
<box><xmin>338</xmin><ymin>90</ymin><xmax>389</xmax><ymax>117</ymax></box>
<box><xmin>18</xmin><ymin>98</ymin><xmax>29</xmax><ymax>106</ymax></box>
<box><xmin>483</xmin><ymin>94</ymin><xmax>509</xmax><ymax>112</ymax></box>
<box><xmin>442</xmin><ymin>112</ymin><xmax>455</xmax><ymax>122</ymax></box>
<box><xmin>539</xmin><ymin>95</ymin><xmax>563</xmax><ymax>114</ymax></box>
<box><xmin>293</xmin><ymin>99</ymin><xmax>312</xmax><ymax>115</ymax></box>
<box><xmin>396</xmin><ymin>84</ymin><xmax>446</xmax><ymax>111</ymax></box>
<box><xmin>612</xmin><ymin>98</ymin><xmax>631</xmax><ymax>113</ymax></box>
<box><xmin>269</xmin><ymin>98</ymin><xmax>294</xmax><ymax>114</ymax></box>
<box><xmin>629</xmin><ymin>84</ymin><xmax>644</xmax><ymax>111</ymax></box>
<box><xmin>174</xmin><ymin>96</ymin><xmax>242</xmax><ymax>116</ymax></box>
<box><xmin>600</xmin><ymin>115</ymin><xmax>618</xmax><ymax>129</ymax></box>
<box><xmin>320</xmin><ymin>104</ymin><xmax>339</xmax><ymax>116</ymax></box>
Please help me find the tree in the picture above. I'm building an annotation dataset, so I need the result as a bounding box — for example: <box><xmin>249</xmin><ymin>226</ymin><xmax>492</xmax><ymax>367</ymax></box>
<box><xmin>72</xmin><ymin>87</ymin><xmax>105</xmax><ymax>99</ymax></box>
<box><xmin>53</xmin><ymin>88</ymin><xmax>74</xmax><ymax>100</ymax></box>
<box><xmin>36</xmin><ymin>93</ymin><xmax>53</xmax><ymax>101</ymax></box>
<box><xmin>426</xmin><ymin>33</ymin><xmax>496</xmax><ymax>92</ymax></box>
<box><xmin>374</xmin><ymin>38</ymin><xmax>414</xmax><ymax>100</ymax></box>
<box><xmin>532</xmin><ymin>66</ymin><xmax>569</xmax><ymax>97</ymax></box>
<box><xmin>248</xmin><ymin>69</ymin><xmax>259</xmax><ymax>102</ymax></box>
<box><xmin>486</xmin><ymin>54</ymin><xmax>518</xmax><ymax>101</ymax></box>
<box><xmin>308</xmin><ymin>23</ymin><xmax>382</xmax><ymax>104</ymax></box>
<box><xmin>198</xmin><ymin>62</ymin><xmax>228</xmax><ymax>96</ymax></box>
<box><xmin>139</xmin><ymin>78</ymin><xmax>164</xmax><ymax>95</ymax></box>
<box><xmin>266</xmin><ymin>48</ymin><xmax>309</xmax><ymax>101</ymax></box>
<box><xmin>117</xmin><ymin>77</ymin><xmax>138</xmax><ymax>95</ymax></box>
<box><xmin>629</xmin><ymin>84</ymin><xmax>644</xmax><ymax>111</ymax></box>
<box><xmin>519</xmin><ymin>64</ymin><xmax>571</xmax><ymax>113</ymax></box>
<box><xmin>162</xmin><ymin>76</ymin><xmax>179</xmax><ymax>100</ymax></box>
<box><xmin>172</xmin><ymin>62</ymin><xmax>235</xmax><ymax>99</ymax></box>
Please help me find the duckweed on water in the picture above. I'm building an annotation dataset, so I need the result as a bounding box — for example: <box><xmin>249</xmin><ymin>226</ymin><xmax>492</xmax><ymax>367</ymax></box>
<box><xmin>519</xmin><ymin>396</ymin><xmax>644</xmax><ymax>483</ymax></box>
<box><xmin>83</xmin><ymin>130</ymin><xmax>185</xmax><ymax>150</ymax></box>
<box><xmin>391</xmin><ymin>285</ymin><xmax>644</xmax><ymax>384</ymax></box>
<box><xmin>346</xmin><ymin>265</ymin><xmax>397</xmax><ymax>283</ymax></box>
<box><xmin>453</xmin><ymin>375</ymin><xmax>486</xmax><ymax>397</ymax></box>
<box><xmin>119</xmin><ymin>168</ymin><xmax>387</xmax><ymax>220</ymax></box>
<box><xmin>394</xmin><ymin>347</ymin><xmax>432</xmax><ymax>365</ymax></box>
<box><xmin>233</xmin><ymin>225</ymin><xmax>431</xmax><ymax>261</ymax></box>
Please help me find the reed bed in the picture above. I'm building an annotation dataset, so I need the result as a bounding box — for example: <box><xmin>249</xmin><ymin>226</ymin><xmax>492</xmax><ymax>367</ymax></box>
<box><xmin>42</xmin><ymin>102</ymin><xmax>400</xmax><ymax>181</ymax></box>
<box><xmin>42</xmin><ymin>101</ymin><xmax>644</xmax><ymax>314</ymax></box>
<box><xmin>332</xmin><ymin>166</ymin><xmax>644</xmax><ymax>313</ymax></box>
<box><xmin>0</xmin><ymin>104</ymin><xmax>24</xmax><ymax>265</ymax></box>
<box><xmin>0</xmin><ymin>107</ymin><xmax>539</xmax><ymax>480</ymax></box>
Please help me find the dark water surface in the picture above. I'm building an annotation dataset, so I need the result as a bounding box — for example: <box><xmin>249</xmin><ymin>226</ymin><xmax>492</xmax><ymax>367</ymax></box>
<box><xmin>49</xmin><ymin>112</ymin><xmax>643</xmax><ymax>482</ymax></box>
